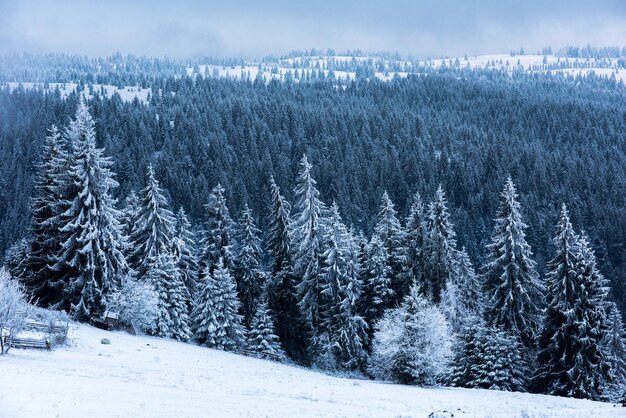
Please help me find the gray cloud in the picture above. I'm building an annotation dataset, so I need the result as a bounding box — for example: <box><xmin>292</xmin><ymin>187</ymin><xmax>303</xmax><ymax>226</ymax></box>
<box><xmin>0</xmin><ymin>0</ymin><xmax>624</xmax><ymax>58</ymax></box>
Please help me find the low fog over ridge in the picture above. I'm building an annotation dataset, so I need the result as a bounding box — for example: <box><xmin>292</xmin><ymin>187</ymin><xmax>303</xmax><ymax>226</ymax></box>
<box><xmin>0</xmin><ymin>0</ymin><xmax>624</xmax><ymax>58</ymax></box>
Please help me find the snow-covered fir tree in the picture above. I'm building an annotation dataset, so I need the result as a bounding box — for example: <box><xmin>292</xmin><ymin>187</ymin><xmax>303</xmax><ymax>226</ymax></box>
<box><xmin>26</xmin><ymin>125</ymin><xmax>73</xmax><ymax>304</ymax></box>
<box><xmin>423</xmin><ymin>185</ymin><xmax>457</xmax><ymax>304</ymax></box>
<box><xmin>266</xmin><ymin>177</ymin><xmax>307</xmax><ymax>362</ymax></box>
<box><xmin>199</xmin><ymin>184</ymin><xmax>236</xmax><ymax>278</ymax></box>
<box><xmin>247</xmin><ymin>299</ymin><xmax>287</xmax><ymax>362</ymax></box>
<box><xmin>147</xmin><ymin>250</ymin><xmax>192</xmax><ymax>341</ymax></box>
<box><xmin>482</xmin><ymin>177</ymin><xmax>543</xmax><ymax>351</ymax></box>
<box><xmin>318</xmin><ymin>203</ymin><xmax>368</xmax><ymax>370</ymax></box>
<box><xmin>369</xmin><ymin>284</ymin><xmax>452</xmax><ymax>385</ymax></box>
<box><xmin>291</xmin><ymin>155</ymin><xmax>327</xmax><ymax>334</ymax></box>
<box><xmin>51</xmin><ymin>100</ymin><xmax>128</xmax><ymax>318</ymax></box>
<box><xmin>191</xmin><ymin>259</ymin><xmax>245</xmax><ymax>351</ymax></box>
<box><xmin>235</xmin><ymin>204</ymin><xmax>266</xmax><ymax>328</ymax></box>
<box><xmin>533</xmin><ymin>205</ymin><xmax>611</xmax><ymax>400</ymax></box>
<box><xmin>361</xmin><ymin>234</ymin><xmax>394</xmax><ymax>330</ymax></box>
<box><xmin>374</xmin><ymin>191</ymin><xmax>405</xmax><ymax>304</ymax></box>
<box><xmin>128</xmin><ymin>165</ymin><xmax>177</xmax><ymax>280</ymax></box>
<box><xmin>605</xmin><ymin>303</ymin><xmax>626</xmax><ymax>400</ymax></box>
<box><xmin>403</xmin><ymin>192</ymin><xmax>427</xmax><ymax>299</ymax></box>
<box><xmin>450</xmin><ymin>318</ymin><xmax>528</xmax><ymax>392</ymax></box>
<box><xmin>172</xmin><ymin>207</ymin><xmax>199</xmax><ymax>300</ymax></box>
<box><xmin>455</xmin><ymin>247</ymin><xmax>482</xmax><ymax>316</ymax></box>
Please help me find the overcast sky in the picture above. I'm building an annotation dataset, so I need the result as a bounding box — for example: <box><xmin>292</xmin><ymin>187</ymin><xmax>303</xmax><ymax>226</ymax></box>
<box><xmin>0</xmin><ymin>0</ymin><xmax>624</xmax><ymax>58</ymax></box>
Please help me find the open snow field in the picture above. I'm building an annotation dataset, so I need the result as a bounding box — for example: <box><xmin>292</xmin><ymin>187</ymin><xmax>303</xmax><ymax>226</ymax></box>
<box><xmin>1</xmin><ymin>324</ymin><xmax>622</xmax><ymax>418</ymax></box>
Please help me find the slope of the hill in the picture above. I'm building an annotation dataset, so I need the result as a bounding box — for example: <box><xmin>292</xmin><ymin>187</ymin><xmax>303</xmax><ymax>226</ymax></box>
<box><xmin>0</xmin><ymin>323</ymin><xmax>622</xmax><ymax>418</ymax></box>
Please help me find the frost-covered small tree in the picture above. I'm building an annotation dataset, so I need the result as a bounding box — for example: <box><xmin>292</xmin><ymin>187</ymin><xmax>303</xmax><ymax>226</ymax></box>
<box><xmin>423</xmin><ymin>186</ymin><xmax>458</xmax><ymax>304</ymax></box>
<box><xmin>0</xmin><ymin>268</ymin><xmax>28</xmax><ymax>355</ymax></box>
<box><xmin>105</xmin><ymin>275</ymin><xmax>158</xmax><ymax>334</ymax></box>
<box><xmin>482</xmin><ymin>178</ymin><xmax>543</xmax><ymax>351</ymax></box>
<box><xmin>172</xmin><ymin>207</ymin><xmax>199</xmax><ymax>300</ymax></box>
<box><xmin>450</xmin><ymin>318</ymin><xmax>528</xmax><ymax>392</ymax></box>
<box><xmin>191</xmin><ymin>259</ymin><xmax>245</xmax><ymax>351</ymax></box>
<box><xmin>291</xmin><ymin>155</ymin><xmax>327</xmax><ymax>334</ymax></box>
<box><xmin>361</xmin><ymin>234</ymin><xmax>394</xmax><ymax>329</ymax></box>
<box><xmin>267</xmin><ymin>176</ymin><xmax>291</xmax><ymax>275</ymax></box>
<box><xmin>51</xmin><ymin>101</ymin><xmax>128</xmax><ymax>318</ymax></box>
<box><xmin>147</xmin><ymin>250</ymin><xmax>192</xmax><ymax>341</ymax></box>
<box><xmin>374</xmin><ymin>191</ymin><xmax>405</xmax><ymax>303</ymax></box>
<box><xmin>128</xmin><ymin>165</ymin><xmax>176</xmax><ymax>280</ymax></box>
<box><xmin>235</xmin><ymin>204</ymin><xmax>265</xmax><ymax>328</ymax></box>
<box><xmin>247</xmin><ymin>300</ymin><xmax>286</xmax><ymax>362</ymax></box>
<box><xmin>533</xmin><ymin>206</ymin><xmax>611</xmax><ymax>400</ymax></box>
<box><xmin>199</xmin><ymin>184</ymin><xmax>236</xmax><ymax>278</ymax></box>
<box><xmin>369</xmin><ymin>285</ymin><xmax>452</xmax><ymax>385</ymax></box>
<box><xmin>442</xmin><ymin>248</ymin><xmax>481</xmax><ymax>334</ymax></box>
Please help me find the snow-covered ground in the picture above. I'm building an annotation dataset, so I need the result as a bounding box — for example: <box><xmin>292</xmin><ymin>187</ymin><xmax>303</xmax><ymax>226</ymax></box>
<box><xmin>0</xmin><ymin>323</ymin><xmax>622</xmax><ymax>417</ymax></box>
<box><xmin>1</xmin><ymin>82</ymin><xmax>151</xmax><ymax>103</ymax></box>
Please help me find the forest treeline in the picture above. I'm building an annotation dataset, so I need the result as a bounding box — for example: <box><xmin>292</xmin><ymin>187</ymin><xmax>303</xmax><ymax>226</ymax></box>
<box><xmin>1</xmin><ymin>66</ymin><xmax>624</xmax><ymax>312</ymax></box>
<box><xmin>3</xmin><ymin>101</ymin><xmax>625</xmax><ymax>401</ymax></box>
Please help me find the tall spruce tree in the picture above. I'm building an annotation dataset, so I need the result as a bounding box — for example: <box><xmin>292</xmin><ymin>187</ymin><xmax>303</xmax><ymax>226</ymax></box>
<box><xmin>235</xmin><ymin>204</ymin><xmax>265</xmax><ymax>328</ymax></box>
<box><xmin>605</xmin><ymin>303</ymin><xmax>626</xmax><ymax>399</ymax></box>
<box><xmin>27</xmin><ymin>125</ymin><xmax>72</xmax><ymax>304</ymax></box>
<box><xmin>291</xmin><ymin>155</ymin><xmax>326</xmax><ymax>334</ymax></box>
<box><xmin>403</xmin><ymin>192</ymin><xmax>427</xmax><ymax>299</ymax></box>
<box><xmin>128</xmin><ymin>165</ymin><xmax>176</xmax><ymax>280</ymax></box>
<box><xmin>533</xmin><ymin>205</ymin><xmax>611</xmax><ymax>400</ymax></box>
<box><xmin>51</xmin><ymin>101</ymin><xmax>128</xmax><ymax>318</ymax></box>
<box><xmin>147</xmin><ymin>249</ymin><xmax>192</xmax><ymax>341</ymax></box>
<box><xmin>361</xmin><ymin>234</ymin><xmax>394</xmax><ymax>329</ymax></box>
<box><xmin>482</xmin><ymin>178</ymin><xmax>543</xmax><ymax>351</ymax></box>
<box><xmin>191</xmin><ymin>258</ymin><xmax>245</xmax><ymax>351</ymax></box>
<box><xmin>199</xmin><ymin>184</ymin><xmax>236</xmax><ymax>278</ymax></box>
<box><xmin>423</xmin><ymin>185</ymin><xmax>457</xmax><ymax>304</ymax></box>
<box><xmin>374</xmin><ymin>191</ymin><xmax>405</xmax><ymax>304</ymax></box>
<box><xmin>120</xmin><ymin>190</ymin><xmax>140</xmax><ymax>240</ymax></box>
<box><xmin>266</xmin><ymin>177</ymin><xmax>306</xmax><ymax>363</ymax></box>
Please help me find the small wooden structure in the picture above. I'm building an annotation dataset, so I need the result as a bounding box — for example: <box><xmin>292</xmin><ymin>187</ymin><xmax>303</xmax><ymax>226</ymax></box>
<box><xmin>90</xmin><ymin>311</ymin><xmax>120</xmax><ymax>330</ymax></box>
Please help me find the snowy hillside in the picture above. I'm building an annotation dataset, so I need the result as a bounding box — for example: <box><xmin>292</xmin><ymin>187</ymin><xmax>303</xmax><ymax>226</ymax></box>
<box><xmin>1</xmin><ymin>323</ymin><xmax>622</xmax><ymax>418</ymax></box>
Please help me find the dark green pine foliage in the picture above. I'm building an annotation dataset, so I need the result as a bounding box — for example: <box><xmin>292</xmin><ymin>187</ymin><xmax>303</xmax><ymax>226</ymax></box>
<box><xmin>26</xmin><ymin>125</ymin><xmax>72</xmax><ymax>304</ymax></box>
<box><xmin>147</xmin><ymin>250</ymin><xmax>192</xmax><ymax>341</ymax></box>
<box><xmin>247</xmin><ymin>299</ymin><xmax>287</xmax><ymax>362</ymax></box>
<box><xmin>172</xmin><ymin>207</ymin><xmax>199</xmax><ymax>300</ymax></box>
<box><xmin>374</xmin><ymin>191</ymin><xmax>406</xmax><ymax>305</ymax></box>
<box><xmin>191</xmin><ymin>258</ymin><xmax>245</xmax><ymax>351</ymax></box>
<box><xmin>51</xmin><ymin>101</ymin><xmax>129</xmax><ymax>318</ymax></box>
<box><xmin>533</xmin><ymin>206</ymin><xmax>611</xmax><ymax>400</ymax></box>
<box><xmin>450</xmin><ymin>318</ymin><xmax>528</xmax><ymax>392</ymax></box>
<box><xmin>199</xmin><ymin>184</ymin><xmax>236</xmax><ymax>278</ymax></box>
<box><xmin>235</xmin><ymin>204</ymin><xmax>265</xmax><ymax>328</ymax></box>
<box><xmin>424</xmin><ymin>185</ymin><xmax>457</xmax><ymax>304</ymax></box>
<box><xmin>266</xmin><ymin>177</ymin><xmax>307</xmax><ymax>363</ymax></box>
<box><xmin>482</xmin><ymin>178</ymin><xmax>543</xmax><ymax>351</ymax></box>
<box><xmin>403</xmin><ymin>192</ymin><xmax>427</xmax><ymax>299</ymax></box>
<box><xmin>128</xmin><ymin>165</ymin><xmax>177</xmax><ymax>280</ymax></box>
<box><xmin>291</xmin><ymin>155</ymin><xmax>326</xmax><ymax>335</ymax></box>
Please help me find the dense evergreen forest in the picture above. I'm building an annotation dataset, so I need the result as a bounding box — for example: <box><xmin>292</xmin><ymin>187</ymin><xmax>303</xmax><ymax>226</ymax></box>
<box><xmin>1</xmin><ymin>64</ymin><xmax>624</xmax><ymax>310</ymax></box>
<box><xmin>1</xmin><ymin>52</ymin><xmax>625</xmax><ymax>401</ymax></box>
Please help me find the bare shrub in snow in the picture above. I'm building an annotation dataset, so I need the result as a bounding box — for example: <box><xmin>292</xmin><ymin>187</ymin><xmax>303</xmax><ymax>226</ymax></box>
<box><xmin>106</xmin><ymin>276</ymin><xmax>158</xmax><ymax>334</ymax></box>
<box><xmin>0</xmin><ymin>268</ymin><xmax>28</xmax><ymax>354</ymax></box>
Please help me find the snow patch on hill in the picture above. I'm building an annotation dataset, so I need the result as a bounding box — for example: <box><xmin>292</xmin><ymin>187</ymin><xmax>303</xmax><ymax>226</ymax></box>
<box><xmin>0</xmin><ymin>323</ymin><xmax>622</xmax><ymax>418</ymax></box>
